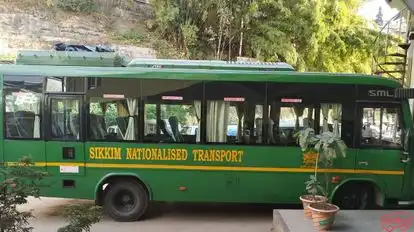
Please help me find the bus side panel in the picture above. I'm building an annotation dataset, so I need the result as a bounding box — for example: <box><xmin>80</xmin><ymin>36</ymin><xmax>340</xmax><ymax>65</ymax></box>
<box><xmin>76</xmin><ymin>143</ymin><xmax>363</xmax><ymax>204</ymax></box>
<box><xmin>84</xmin><ymin>142</ymin><xmax>240</xmax><ymax>202</ymax></box>
<box><xmin>0</xmin><ymin>73</ymin><xmax>3</xmax><ymax>164</ymax></box>
<box><xmin>234</xmin><ymin>147</ymin><xmax>358</xmax><ymax>203</ymax></box>
<box><xmin>3</xmin><ymin>140</ymin><xmax>45</xmax><ymax>164</ymax></box>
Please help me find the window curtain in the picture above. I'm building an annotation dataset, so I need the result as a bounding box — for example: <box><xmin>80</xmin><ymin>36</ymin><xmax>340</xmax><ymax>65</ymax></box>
<box><xmin>321</xmin><ymin>104</ymin><xmax>330</xmax><ymax>133</ymax></box>
<box><xmin>244</xmin><ymin>104</ymin><xmax>256</xmax><ymax>144</ymax></box>
<box><xmin>32</xmin><ymin>97</ymin><xmax>41</xmax><ymax>138</ymax></box>
<box><xmin>293</xmin><ymin>106</ymin><xmax>305</xmax><ymax>131</ymax></box>
<box><xmin>207</xmin><ymin>101</ymin><xmax>229</xmax><ymax>142</ymax></box>
<box><xmin>117</xmin><ymin>102</ymin><xmax>128</xmax><ymax>116</ymax></box>
<box><xmin>304</xmin><ymin>108</ymin><xmax>314</xmax><ymax>129</ymax></box>
<box><xmin>100</xmin><ymin>103</ymin><xmax>107</xmax><ymax>115</ymax></box>
<box><xmin>256</xmin><ymin>118</ymin><xmax>263</xmax><ymax>143</ymax></box>
<box><xmin>269</xmin><ymin>103</ymin><xmax>280</xmax><ymax>143</ymax></box>
<box><xmin>236</xmin><ymin>103</ymin><xmax>245</xmax><ymax>141</ymax></box>
<box><xmin>70</xmin><ymin>100</ymin><xmax>79</xmax><ymax>140</ymax></box>
<box><xmin>124</xmin><ymin>98</ymin><xmax>138</xmax><ymax>140</ymax></box>
<box><xmin>116</xmin><ymin>101</ymin><xmax>129</xmax><ymax>139</ymax></box>
<box><xmin>330</xmin><ymin>104</ymin><xmax>342</xmax><ymax>137</ymax></box>
<box><xmin>193</xmin><ymin>101</ymin><xmax>201</xmax><ymax>142</ymax></box>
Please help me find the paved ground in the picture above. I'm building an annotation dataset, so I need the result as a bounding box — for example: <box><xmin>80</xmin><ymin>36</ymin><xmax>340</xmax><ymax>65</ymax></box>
<box><xmin>21</xmin><ymin>197</ymin><xmax>274</xmax><ymax>232</ymax></box>
<box><xmin>273</xmin><ymin>209</ymin><xmax>414</xmax><ymax>232</ymax></box>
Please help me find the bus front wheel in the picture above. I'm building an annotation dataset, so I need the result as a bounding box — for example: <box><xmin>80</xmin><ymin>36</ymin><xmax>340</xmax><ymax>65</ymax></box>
<box><xmin>103</xmin><ymin>180</ymin><xmax>149</xmax><ymax>221</ymax></box>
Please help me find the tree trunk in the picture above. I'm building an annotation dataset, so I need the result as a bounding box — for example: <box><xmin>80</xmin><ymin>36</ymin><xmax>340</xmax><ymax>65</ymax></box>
<box><xmin>239</xmin><ymin>18</ymin><xmax>244</xmax><ymax>57</ymax></box>
<box><xmin>217</xmin><ymin>32</ymin><xmax>222</xmax><ymax>59</ymax></box>
<box><xmin>228</xmin><ymin>26</ymin><xmax>232</xmax><ymax>61</ymax></box>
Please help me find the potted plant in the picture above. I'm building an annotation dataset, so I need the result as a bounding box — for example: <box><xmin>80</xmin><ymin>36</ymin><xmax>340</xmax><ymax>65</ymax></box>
<box><xmin>296</xmin><ymin>128</ymin><xmax>347</xmax><ymax>231</ymax></box>
<box><xmin>296</xmin><ymin>128</ymin><xmax>328</xmax><ymax>218</ymax></box>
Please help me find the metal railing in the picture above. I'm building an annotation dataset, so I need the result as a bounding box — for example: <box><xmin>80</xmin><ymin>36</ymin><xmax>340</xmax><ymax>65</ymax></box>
<box><xmin>371</xmin><ymin>7</ymin><xmax>411</xmax><ymax>87</ymax></box>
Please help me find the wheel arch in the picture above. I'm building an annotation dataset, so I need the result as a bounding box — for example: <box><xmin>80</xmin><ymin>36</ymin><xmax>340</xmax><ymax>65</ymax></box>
<box><xmin>330</xmin><ymin>178</ymin><xmax>385</xmax><ymax>207</ymax></box>
<box><xmin>94</xmin><ymin>173</ymin><xmax>152</xmax><ymax>206</ymax></box>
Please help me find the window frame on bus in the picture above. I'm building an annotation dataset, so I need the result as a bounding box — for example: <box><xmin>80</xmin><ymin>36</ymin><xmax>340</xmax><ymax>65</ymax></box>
<box><xmin>3</xmin><ymin>74</ymin><xmax>44</xmax><ymax>140</ymax></box>
<box><xmin>356</xmin><ymin>101</ymin><xmax>405</xmax><ymax>150</ymax></box>
<box><xmin>85</xmin><ymin>77</ymin><xmax>141</xmax><ymax>143</ymax></box>
<box><xmin>44</xmin><ymin>94</ymin><xmax>86</xmax><ymax>142</ymax></box>
<box><xmin>203</xmin><ymin>81</ymin><xmax>267</xmax><ymax>146</ymax></box>
<box><xmin>142</xmin><ymin>79</ymin><xmax>203</xmax><ymax>144</ymax></box>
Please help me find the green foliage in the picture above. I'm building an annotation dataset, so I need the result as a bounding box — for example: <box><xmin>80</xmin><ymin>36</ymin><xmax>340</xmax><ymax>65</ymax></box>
<box><xmin>57</xmin><ymin>204</ymin><xmax>103</xmax><ymax>232</ymax></box>
<box><xmin>0</xmin><ymin>156</ymin><xmax>48</xmax><ymax>232</ymax></box>
<box><xmin>113</xmin><ymin>30</ymin><xmax>149</xmax><ymax>45</ymax></box>
<box><xmin>296</xmin><ymin>128</ymin><xmax>347</xmax><ymax>198</ymax></box>
<box><xmin>296</xmin><ymin>128</ymin><xmax>347</xmax><ymax>166</ymax></box>
<box><xmin>149</xmin><ymin>0</ymin><xmax>381</xmax><ymax>73</ymax></box>
<box><xmin>305</xmin><ymin>174</ymin><xmax>325</xmax><ymax>197</ymax></box>
<box><xmin>0</xmin><ymin>53</ymin><xmax>16</xmax><ymax>62</ymax></box>
<box><xmin>0</xmin><ymin>156</ymin><xmax>102</xmax><ymax>232</ymax></box>
<box><xmin>56</xmin><ymin>0</ymin><xmax>96</xmax><ymax>13</ymax></box>
<box><xmin>314</xmin><ymin>131</ymin><xmax>347</xmax><ymax>166</ymax></box>
<box><xmin>295</xmin><ymin>128</ymin><xmax>319</xmax><ymax>153</ymax></box>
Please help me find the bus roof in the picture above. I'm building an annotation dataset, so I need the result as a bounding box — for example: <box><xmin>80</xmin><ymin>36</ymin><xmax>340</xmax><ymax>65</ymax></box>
<box><xmin>126</xmin><ymin>58</ymin><xmax>295</xmax><ymax>71</ymax></box>
<box><xmin>0</xmin><ymin>64</ymin><xmax>401</xmax><ymax>88</ymax></box>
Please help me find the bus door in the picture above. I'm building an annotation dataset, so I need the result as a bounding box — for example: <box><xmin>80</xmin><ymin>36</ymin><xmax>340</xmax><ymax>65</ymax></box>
<box><xmin>356</xmin><ymin>103</ymin><xmax>406</xmax><ymax>194</ymax></box>
<box><xmin>45</xmin><ymin>94</ymin><xmax>85</xmax><ymax>181</ymax></box>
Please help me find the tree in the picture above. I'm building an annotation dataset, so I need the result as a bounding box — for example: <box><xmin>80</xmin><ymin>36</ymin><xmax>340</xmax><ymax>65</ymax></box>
<box><xmin>149</xmin><ymin>0</ymin><xmax>379</xmax><ymax>74</ymax></box>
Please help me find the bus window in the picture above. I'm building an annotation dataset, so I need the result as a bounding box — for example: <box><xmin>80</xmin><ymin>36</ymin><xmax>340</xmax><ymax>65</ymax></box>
<box><xmin>205</xmin><ymin>81</ymin><xmax>265</xmax><ymax>144</ymax></box>
<box><xmin>273</xmin><ymin>105</ymin><xmax>316</xmax><ymax>145</ymax></box>
<box><xmin>360</xmin><ymin>106</ymin><xmax>402</xmax><ymax>147</ymax></box>
<box><xmin>50</xmin><ymin>98</ymin><xmax>80</xmax><ymax>140</ymax></box>
<box><xmin>45</xmin><ymin>77</ymin><xmax>85</xmax><ymax>93</ymax></box>
<box><xmin>86</xmin><ymin>78</ymin><xmax>140</xmax><ymax>141</ymax></box>
<box><xmin>319</xmin><ymin>103</ymin><xmax>342</xmax><ymax>137</ymax></box>
<box><xmin>142</xmin><ymin>79</ymin><xmax>202</xmax><ymax>144</ymax></box>
<box><xmin>88</xmin><ymin>101</ymin><xmax>125</xmax><ymax>141</ymax></box>
<box><xmin>4</xmin><ymin>75</ymin><xmax>43</xmax><ymax>139</ymax></box>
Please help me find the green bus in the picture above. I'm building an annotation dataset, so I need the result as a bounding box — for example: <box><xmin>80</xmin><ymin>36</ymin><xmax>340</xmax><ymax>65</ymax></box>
<box><xmin>1</xmin><ymin>50</ymin><xmax>413</xmax><ymax>221</ymax></box>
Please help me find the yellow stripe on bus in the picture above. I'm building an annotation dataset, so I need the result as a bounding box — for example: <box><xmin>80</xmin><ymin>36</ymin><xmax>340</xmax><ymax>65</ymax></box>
<box><xmin>8</xmin><ymin>162</ymin><xmax>404</xmax><ymax>176</ymax></box>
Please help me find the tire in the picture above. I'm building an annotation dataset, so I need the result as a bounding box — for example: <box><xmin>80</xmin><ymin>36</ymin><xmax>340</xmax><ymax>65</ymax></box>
<box><xmin>103</xmin><ymin>180</ymin><xmax>148</xmax><ymax>222</ymax></box>
<box><xmin>333</xmin><ymin>183</ymin><xmax>376</xmax><ymax>210</ymax></box>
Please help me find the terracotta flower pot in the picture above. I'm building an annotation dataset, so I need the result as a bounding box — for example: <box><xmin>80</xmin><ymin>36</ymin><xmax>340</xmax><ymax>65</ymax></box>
<box><xmin>299</xmin><ymin>195</ymin><xmax>328</xmax><ymax>218</ymax></box>
<box><xmin>309</xmin><ymin>202</ymin><xmax>340</xmax><ymax>231</ymax></box>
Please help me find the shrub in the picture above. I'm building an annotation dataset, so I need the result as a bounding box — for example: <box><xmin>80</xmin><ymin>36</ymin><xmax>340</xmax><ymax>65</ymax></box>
<box><xmin>57</xmin><ymin>0</ymin><xmax>96</xmax><ymax>13</ymax></box>
<box><xmin>0</xmin><ymin>157</ymin><xmax>48</xmax><ymax>232</ymax></box>
<box><xmin>0</xmin><ymin>156</ymin><xmax>102</xmax><ymax>232</ymax></box>
<box><xmin>57</xmin><ymin>204</ymin><xmax>103</xmax><ymax>232</ymax></box>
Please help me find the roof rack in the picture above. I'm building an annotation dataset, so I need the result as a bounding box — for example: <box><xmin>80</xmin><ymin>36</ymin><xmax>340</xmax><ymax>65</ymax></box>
<box><xmin>15</xmin><ymin>50</ymin><xmax>128</xmax><ymax>67</ymax></box>
<box><xmin>11</xmin><ymin>50</ymin><xmax>295</xmax><ymax>71</ymax></box>
<box><xmin>126</xmin><ymin>58</ymin><xmax>295</xmax><ymax>71</ymax></box>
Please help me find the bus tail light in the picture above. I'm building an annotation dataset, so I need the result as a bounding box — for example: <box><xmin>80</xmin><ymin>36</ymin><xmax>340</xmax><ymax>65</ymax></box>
<box><xmin>332</xmin><ymin>176</ymin><xmax>340</xmax><ymax>184</ymax></box>
<box><xmin>179</xmin><ymin>186</ymin><xmax>187</xmax><ymax>191</ymax></box>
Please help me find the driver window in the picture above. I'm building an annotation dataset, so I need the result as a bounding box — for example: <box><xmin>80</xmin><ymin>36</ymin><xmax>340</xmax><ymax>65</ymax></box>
<box><xmin>360</xmin><ymin>106</ymin><xmax>402</xmax><ymax>148</ymax></box>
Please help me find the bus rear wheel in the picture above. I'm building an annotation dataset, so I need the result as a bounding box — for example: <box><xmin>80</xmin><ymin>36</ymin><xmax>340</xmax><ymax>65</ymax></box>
<box><xmin>333</xmin><ymin>183</ymin><xmax>375</xmax><ymax>209</ymax></box>
<box><xmin>103</xmin><ymin>180</ymin><xmax>148</xmax><ymax>221</ymax></box>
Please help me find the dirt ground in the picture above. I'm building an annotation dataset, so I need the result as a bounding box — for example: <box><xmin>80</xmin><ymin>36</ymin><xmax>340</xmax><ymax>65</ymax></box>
<box><xmin>21</xmin><ymin>197</ymin><xmax>274</xmax><ymax>232</ymax></box>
